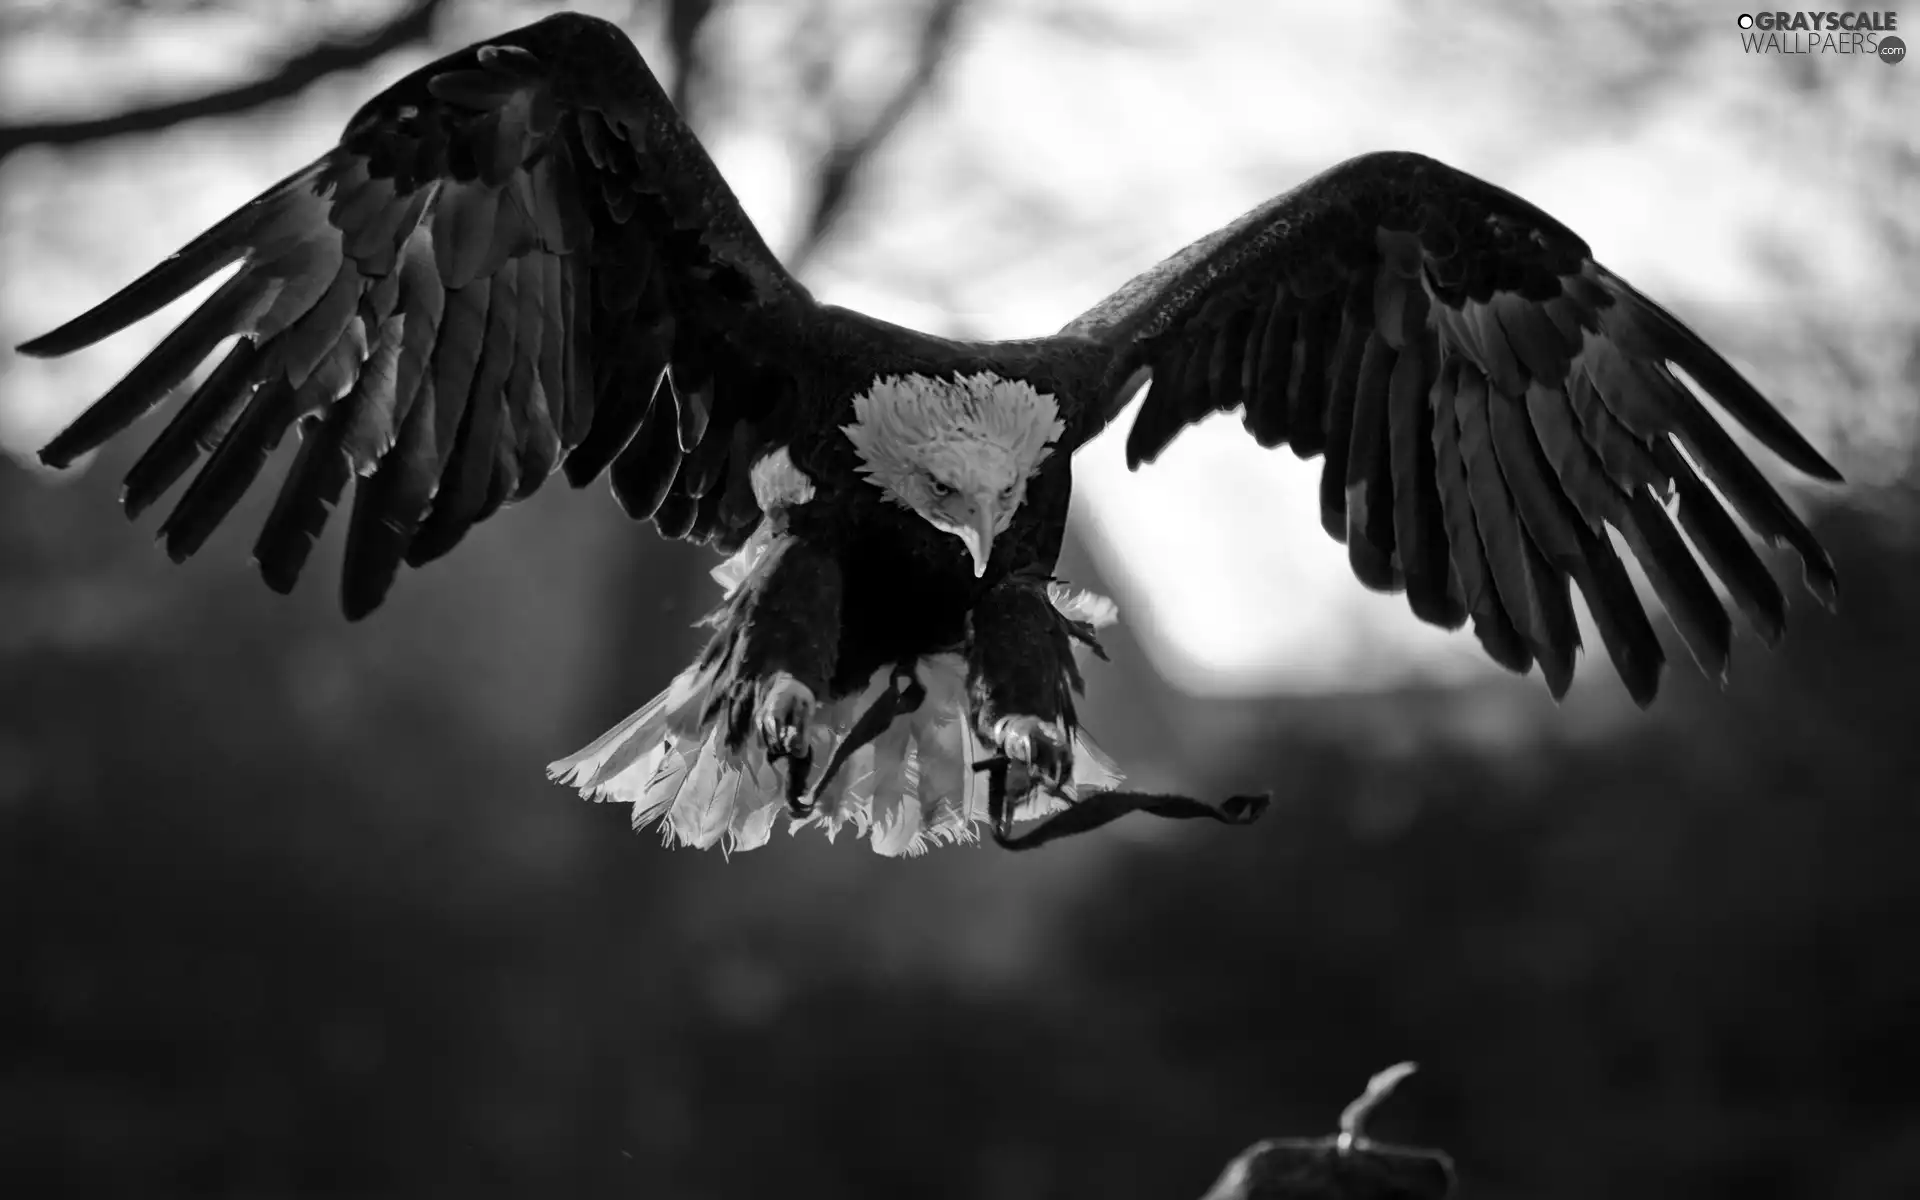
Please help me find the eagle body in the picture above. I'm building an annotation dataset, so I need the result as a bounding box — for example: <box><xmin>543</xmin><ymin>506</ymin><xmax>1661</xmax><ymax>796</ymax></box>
<box><xmin>668</xmin><ymin>312</ymin><xmax>1105</xmax><ymax>693</ymax></box>
<box><xmin>19</xmin><ymin>13</ymin><xmax>1845</xmax><ymax>854</ymax></box>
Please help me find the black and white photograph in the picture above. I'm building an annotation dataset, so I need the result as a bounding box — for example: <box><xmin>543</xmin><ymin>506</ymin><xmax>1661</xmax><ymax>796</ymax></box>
<box><xmin>2</xmin><ymin>2</ymin><xmax>1914</xmax><ymax>1196</ymax></box>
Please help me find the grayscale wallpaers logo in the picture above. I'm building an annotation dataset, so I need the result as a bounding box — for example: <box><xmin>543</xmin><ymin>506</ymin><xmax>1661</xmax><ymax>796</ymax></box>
<box><xmin>1737</xmin><ymin>11</ymin><xmax>1904</xmax><ymax>60</ymax></box>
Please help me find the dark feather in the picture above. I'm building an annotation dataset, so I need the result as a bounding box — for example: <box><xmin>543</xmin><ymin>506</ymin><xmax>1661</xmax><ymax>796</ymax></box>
<box><xmin>26</xmin><ymin>13</ymin><xmax>820</xmax><ymax>619</ymax></box>
<box><xmin>40</xmin><ymin>269</ymin><xmax>276</xmax><ymax>469</ymax></box>
<box><xmin>1518</xmin><ymin>538</ymin><xmax>1578</xmax><ymax>700</ymax></box>
<box><xmin>16</xmin><ymin>171</ymin><xmax>284</xmax><ymax>358</ymax></box>
<box><xmin>1525</xmin><ymin>381</ymin><xmax>1626</xmax><ymax>528</ymax></box>
<box><xmin>122</xmin><ymin>338</ymin><xmax>262</xmax><ymax>519</ymax></box>
<box><xmin>609</xmin><ymin>393</ymin><xmax>682</xmax><ymax>521</ymax></box>
<box><xmin>1656</xmin><ymin>440</ymin><xmax>1787</xmax><ymax>647</ymax></box>
<box><xmin>1237</xmin><ymin>296</ymin><xmax>1270</xmax><ymax>396</ymax></box>
<box><xmin>1489</xmin><ymin>385</ymin><xmax>1584</xmax><ymax>570</ymax></box>
<box><xmin>1540</xmin><ymin>294</ymin><xmax>1591</xmax><ymax>346</ymax></box>
<box><xmin>1457</xmin><ymin>364</ymin><xmax>1574</xmax><ymax>692</ymax></box>
<box><xmin>1666</xmin><ymin>397</ymin><xmax>1837</xmax><ymax>606</ymax></box>
<box><xmin>1388</xmin><ymin>330</ymin><xmax>1462</xmax><ymax>626</ymax></box>
<box><xmin>1317</xmin><ymin>273</ymin><xmax>1375</xmax><ymax>535</ymax></box>
<box><xmin>1206</xmin><ymin>305</ymin><xmax>1252</xmax><ymax>414</ymax></box>
<box><xmin>1371</xmin><ymin>262</ymin><xmax>1426</xmax><ymax>350</ymax></box>
<box><xmin>408</xmin><ymin>261</ymin><xmax>521</xmax><ymax>565</ymax></box>
<box><xmin>341</xmin><ymin>380</ymin><xmax>441</xmax><ymax>620</ymax></box>
<box><xmin>432</xmin><ymin>181</ymin><xmax>503</xmax><ymax>289</ymax></box>
<box><xmin>1596</xmin><ymin>349</ymin><xmax>1834</xmax><ymax>605</ymax></box>
<box><xmin>677</xmin><ymin>399</ymin><xmax>732</xmax><ymax>498</ymax></box>
<box><xmin>1342</xmin><ymin>332</ymin><xmax>1398</xmax><ymax>586</ymax></box>
<box><xmin>1173</xmin><ymin>322</ymin><xmax>1218</xmax><ymax>424</ymax></box>
<box><xmin>480</xmin><ymin>436</ymin><xmax>519</xmax><ymax>525</ymax></box>
<box><xmin>424</xmin><ymin>278</ymin><xmax>491</xmax><ymax>465</ymax></box>
<box><xmin>1243</xmin><ymin>288</ymin><xmax>1296</xmax><ymax>448</ymax></box>
<box><xmin>1493</xmin><ymin>382</ymin><xmax>1661</xmax><ymax>702</ymax></box>
<box><xmin>338</xmin><ymin>178</ymin><xmax>431</xmax><ymax>276</ymax></box>
<box><xmin>565</xmin><ymin>321</ymin><xmax>669</xmax><ymax>486</ymax></box>
<box><xmin>1492</xmin><ymin>294</ymin><xmax>1575</xmax><ymax>382</ymax></box>
<box><xmin>342</xmin><ymin>241</ymin><xmax>444</xmax><ymax>469</ymax></box>
<box><xmin>1060</xmin><ymin>149</ymin><xmax>1839</xmax><ymax>697</ymax></box>
<box><xmin>1459</xmin><ymin>302</ymin><xmax>1530</xmax><ymax>396</ymax></box>
<box><xmin>335</xmin><ymin>313</ymin><xmax>407</xmax><ymax>471</ymax></box>
<box><xmin>690</xmin><ymin>480</ymin><xmax>727</xmax><ymax>543</ymax></box>
<box><xmin>1569</xmin><ymin>515</ymin><xmax>1665</xmax><ymax>708</ymax></box>
<box><xmin>527</xmin><ymin>250</ymin><xmax>569</xmax><ymax>463</ymax></box>
<box><xmin>1431</xmin><ymin>358</ymin><xmax>1532</xmax><ymax>673</ymax></box>
<box><xmin>255</xmin><ymin>406</ymin><xmax>355</xmax><ymax>594</ymax></box>
<box><xmin>652</xmin><ymin>490</ymin><xmax>698</xmax><ymax>539</ymax></box>
<box><xmin>1567</xmin><ymin>358</ymin><xmax>1663</xmax><ymax>490</ymax></box>
<box><xmin>1284</xmin><ymin>288</ymin><xmax>1342</xmax><ymax>458</ymax></box>
<box><xmin>1605</xmin><ymin>275</ymin><xmax>1843</xmax><ymax>481</ymax></box>
<box><xmin>501</xmin><ymin>260</ymin><xmax>558</xmax><ymax>497</ymax></box>
<box><xmin>1618</xmin><ymin>486</ymin><xmax>1730</xmax><ymax>682</ymax></box>
<box><xmin>674</xmin><ymin>373</ymin><xmax>713</xmax><ymax>453</ymax></box>
<box><xmin>1125</xmin><ymin>336</ymin><xmax>1197</xmax><ymax>468</ymax></box>
<box><xmin>157</xmin><ymin>375</ymin><xmax>301</xmax><ymax>562</ymax></box>
<box><xmin>277</xmin><ymin>260</ymin><xmax>367</xmax><ymax>390</ymax></box>
<box><xmin>556</xmin><ymin>247</ymin><xmax>596</xmax><ymax>449</ymax></box>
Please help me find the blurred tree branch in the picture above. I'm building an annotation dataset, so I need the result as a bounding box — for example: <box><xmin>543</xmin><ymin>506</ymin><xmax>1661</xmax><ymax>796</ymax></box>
<box><xmin>0</xmin><ymin>0</ymin><xmax>450</xmax><ymax>165</ymax></box>
<box><xmin>787</xmin><ymin>0</ymin><xmax>967</xmax><ymax>269</ymax></box>
<box><xmin>655</xmin><ymin>0</ymin><xmax>715</xmax><ymax>116</ymax></box>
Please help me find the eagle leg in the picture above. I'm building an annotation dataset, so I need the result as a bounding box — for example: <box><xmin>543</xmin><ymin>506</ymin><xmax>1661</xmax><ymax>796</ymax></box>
<box><xmin>727</xmin><ymin>540</ymin><xmax>843</xmax><ymax>809</ymax></box>
<box><xmin>969</xmin><ymin>576</ymin><xmax>1082</xmax><ymax>809</ymax></box>
<box><xmin>979</xmin><ymin>756</ymin><xmax>1016</xmax><ymax>846</ymax></box>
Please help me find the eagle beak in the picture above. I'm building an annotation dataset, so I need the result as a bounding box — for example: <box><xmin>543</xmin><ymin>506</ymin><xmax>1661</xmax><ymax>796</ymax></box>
<box><xmin>954</xmin><ymin>504</ymin><xmax>996</xmax><ymax>577</ymax></box>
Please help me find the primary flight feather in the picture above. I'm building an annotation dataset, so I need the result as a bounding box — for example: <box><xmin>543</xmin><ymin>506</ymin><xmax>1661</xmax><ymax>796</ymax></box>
<box><xmin>19</xmin><ymin>12</ymin><xmax>1842</xmax><ymax>854</ymax></box>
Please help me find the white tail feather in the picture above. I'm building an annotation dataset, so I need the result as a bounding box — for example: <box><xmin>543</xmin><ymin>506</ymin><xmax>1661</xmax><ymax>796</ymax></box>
<box><xmin>546</xmin><ymin>568</ymin><xmax>1127</xmax><ymax>856</ymax></box>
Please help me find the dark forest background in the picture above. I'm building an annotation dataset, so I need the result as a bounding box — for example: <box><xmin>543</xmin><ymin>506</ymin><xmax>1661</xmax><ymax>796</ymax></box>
<box><xmin>3</xmin><ymin>2</ymin><xmax>1918</xmax><ymax>1197</ymax></box>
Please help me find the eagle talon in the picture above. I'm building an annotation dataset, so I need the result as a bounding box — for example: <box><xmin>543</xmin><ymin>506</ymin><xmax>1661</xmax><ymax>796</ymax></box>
<box><xmin>989</xmin><ymin>714</ymin><xmax>1073</xmax><ymax>795</ymax></box>
<box><xmin>755</xmin><ymin>672</ymin><xmax>816</xmax><ymax>759</ymax></box>
<box><xmin>784</xmin><ymin>748</ymin><xmax>815</xmax><ymax>818</ymax></box>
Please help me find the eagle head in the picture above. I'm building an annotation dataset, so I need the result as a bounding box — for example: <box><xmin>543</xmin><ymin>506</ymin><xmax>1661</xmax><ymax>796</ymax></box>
<box><xmin>841</xmin><ymin>372</ymin><xmax>1066</xmax><ymax>576</ymax></box>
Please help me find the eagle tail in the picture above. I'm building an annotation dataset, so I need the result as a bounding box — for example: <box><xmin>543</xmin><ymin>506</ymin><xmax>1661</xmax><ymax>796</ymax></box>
<box><xmin>547</xmin><ymin>538</ymin><xmax>1127</xmax><ymax>856</ymax></box>
<box><xmin>546</xmin><ymin>651</ymin><xmax>1125</xmax><ymax>857</ymax></box>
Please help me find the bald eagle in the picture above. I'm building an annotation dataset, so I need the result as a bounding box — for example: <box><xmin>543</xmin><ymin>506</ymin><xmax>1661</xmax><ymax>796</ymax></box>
<box><xmin>20</xmin><ymin>13</ymin><xmax>1841</xmax><ymax>854</ymax></box>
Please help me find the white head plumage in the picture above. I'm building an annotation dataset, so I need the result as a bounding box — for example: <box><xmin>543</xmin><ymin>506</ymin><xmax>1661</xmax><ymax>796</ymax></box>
<box><xmin>841</xmin><ymin>372</ymin><xmax>1067</xmax><ymax>576</ymax></box>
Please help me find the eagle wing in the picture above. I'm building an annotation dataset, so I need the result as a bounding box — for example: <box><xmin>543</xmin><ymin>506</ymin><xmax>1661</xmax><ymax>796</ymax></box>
<box><xmin>21</xmin><ymin>13</ymin><xmax>821</xmax><ymax>618</ymax></box>
<box><xmin>1062</xmin><ymin>150</ymin><xmax>1842</xmax><ymax>706</ymax></box>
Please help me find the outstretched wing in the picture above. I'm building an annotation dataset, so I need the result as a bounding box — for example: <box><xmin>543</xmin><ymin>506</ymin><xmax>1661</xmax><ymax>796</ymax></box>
<box><xmin>1063</xmin><ymin>151</ymin><xmax>1842</xmax><ymax>706</ymax></box>
<box><xmin>21</xmin><ymin>13</ymin><xmax>821</xmax><ymax>618</ymax></box>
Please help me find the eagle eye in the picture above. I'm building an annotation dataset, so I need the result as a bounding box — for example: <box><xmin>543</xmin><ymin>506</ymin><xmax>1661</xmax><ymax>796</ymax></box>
<box><xmin>926</xmin><ymin>477</ymin><xmax>955</xmax><ymax>499</ymax></box>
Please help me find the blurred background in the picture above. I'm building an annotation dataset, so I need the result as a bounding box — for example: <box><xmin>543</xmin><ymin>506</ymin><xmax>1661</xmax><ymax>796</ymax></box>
<box><xmin>2</xmin><ymin>1</ymin><xmax>1917</xmax><ymax>1196</ymax></box>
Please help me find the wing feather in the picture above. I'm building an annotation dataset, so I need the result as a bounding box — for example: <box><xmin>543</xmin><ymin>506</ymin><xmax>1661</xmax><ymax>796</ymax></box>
<box><xmin>1493</xmin><ymin>378</ymin><xmax>1662</xmax><ymax>704</ymax></box>
<box><xmin>1243</xmin><ymin>287</ymin><xmax>1296</xmax><ymax>447</ymax></box>
<box><xmin>1316</xmin><ymin>273</ymin><xmax>1374</xmax><ymax>535</ymax></box>
<box><xmin>122</xmin><ymin>339</ymin><xmax>262</xmax><ymax>519</ymax></box>
<box><xmin>1206</xmin><ymin>306</ymin><xmax>1253</xmax><ymax>416</ymax></box>
<box><xmin>1388</xmin><ymin>330</ymin><xmax>1462</xmax><ymax>627</ymax></box>
<box><xmin>1063</xmin><ymin>149</ymin><xmax>1840</xmax><ymax>703</ymax></box>
<box><xmin>341</xmin><ymin>376</ymin><xmax>440</xmax><ymax>620</ymax></box>
<box><xmin>1458</xmin><ymin>363</ymin><xmax>1576</xmax><ymax>695</ymax></box>
<box><xmin>1619</xmin><ymin>486</ymin><xmax>1731</xmax><ymax>681</ymax></box>
<box><xmin>1432</xmin><ymin>359</ymin><xmax>1533</xmax><ymax>673</ymax></box>
<box><xmin>1284</xmin><ymin>291</ymin><xmax>1341</xmax><ymax>458</ymax></box>
<box><xmin>1656</xmin><ymin>440</ymin><xmax>1788</xmax><ymax>647</ymax></box>
<box><xmin>255</xmin><ymin>407</ymin><xmax>357</xmax><ymax>595</ymax></box>
<box><xmin>609</xmin><ymin>384</ymin><xmax>682</xmax><ymax>521</ymax></box>
<box><xmin>24</xmin><ymin>12</ymin><xmax>822</xmax><ymax>618</ymax></box>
